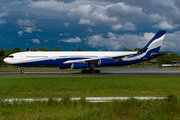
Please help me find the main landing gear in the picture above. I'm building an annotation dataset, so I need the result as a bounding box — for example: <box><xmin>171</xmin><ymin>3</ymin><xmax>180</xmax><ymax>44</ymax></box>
<box><xmin>81</xmin><ymin>69</ymin><xmax>100</xmax><ymax>73</ymax></box>
<box><xmin>20</xmin><ymin>67</ymin><xmax>24</xmax><ymax>74</ymax></box>
<box><xmin>81</xmin><ymin>63</ymin><xmax>100</xmax><ymax>73</ymax></box>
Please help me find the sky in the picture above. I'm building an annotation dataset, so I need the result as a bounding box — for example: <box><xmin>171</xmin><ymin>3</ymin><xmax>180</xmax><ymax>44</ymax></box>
<box><xmin>0</xmin><ymin>0</ymin><xmax>180</xmax><ymax>52</ymax></box>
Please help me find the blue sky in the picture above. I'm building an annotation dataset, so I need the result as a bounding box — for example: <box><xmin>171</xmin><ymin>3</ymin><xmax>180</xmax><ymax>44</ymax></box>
<box><xmin>0</xmin><ymin>0</ymin><xmax>180</xmax><ymax>52</ymax></box>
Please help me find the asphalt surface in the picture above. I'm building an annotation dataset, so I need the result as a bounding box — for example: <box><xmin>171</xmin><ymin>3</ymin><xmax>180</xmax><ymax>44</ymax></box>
<box><xmin>1</xmin><ymin>70</ymin><xmax>180</xmax><ymax>76</ymax></box>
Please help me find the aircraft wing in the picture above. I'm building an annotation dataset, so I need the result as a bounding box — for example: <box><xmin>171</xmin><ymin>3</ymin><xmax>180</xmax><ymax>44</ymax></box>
<box><xmin>63</xmin><ymin>52</ymin><xmax>137</xmax><ymax>64</ymax></box>
<box><xmin>109</xmin><ymin>52</ymin><xmax>138</xmax><ymax>59</ymax></box>
<box><xmin>63</xmin><ymin>58</ymin><xmax>100</xmax><ymax>64</ymax></box>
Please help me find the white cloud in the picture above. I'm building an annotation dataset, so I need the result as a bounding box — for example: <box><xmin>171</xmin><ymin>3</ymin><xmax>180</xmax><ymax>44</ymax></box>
<box><xmin>161</xmin><ymin>31</ymin><xmax>180</xmax><ymax>51</ymax></box>
<box><xmin>0</xmin><ymin>12</ymin><xmax>7</xmax><ymax>18</ymax></box>
<box><xmin>79</xmin><ymin>19</ymin><xmax>93</xmax><ymax>25</ymax></box>
<box><xmin>86</xmin><ymin>26</ymin><xmax>92</xmax><ymax>32</ymax></box>
<box><xmin>64</xmin><ymin>22</ymin><xmax>70</xmax><ymax>27</ymax></box>
<box><xmin>32</xmin><ymin>39</ymin><xmax>40</xmax><ymax>44</ymax></box>
<box><xmin>59</xmin><ymin>33</ymin><xmax>70</xmax><ymax>36</ymax></box>
<box><xmin>0</xmin><ymin>12</ymin><xmax>7</xmax><ymax>24</ymax></box>
<box><xmin>18</xmin><ymin>31</ymin><xmax>23</xmax><ymax>36</ymax></box>
<box><xmin>24</xmin><ymin>27</ymin><xmax>42</xmax><ymax>33</ymax></box>
<box><xmin>111</xmin><ymin>22</ymin><xmax>136</xmax><ymax>31</ymax></box>
<box><xmin>61</xmin><ymin>36</ymin><xmax>81</xmax><ymax>43</ymax></box>
<box><xmin>154</xmin><ymin>21</ymin><xmax>179</xmax><ymax>30</ymax></box>
<box><xmin>11</xmin><ymin>0</ymin><xmax>178</xmax><ymax>30</ymax></box>
<box><xmin>86</xmin><ymin>32</ymin><xmax>158</xmax><ymax>50</ymax></box>
<box><xmin>44</xmin><ymin>40</ymin><xmax>49</xmax><ymax>42</ymax></box>
<box><xmin>0</xmin><ymin>19</ymin><xmax>6</xmax><ymax>24</ymax></box>
<box><xmin>17</xmin><ymin>19</ymin><xmax>42</xmax><ymax>34</ymax></box>
<box><xmin>17</xmin><ymin>19</ymin><xmax>35</xmax><ymax>27</ymax></box>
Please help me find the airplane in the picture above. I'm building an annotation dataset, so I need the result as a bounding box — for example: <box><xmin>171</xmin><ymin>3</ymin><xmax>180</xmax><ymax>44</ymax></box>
<box><xmin>3</xmin><ymin>30</ymin><xmax>166</xmax><ymax>74</ymax></box>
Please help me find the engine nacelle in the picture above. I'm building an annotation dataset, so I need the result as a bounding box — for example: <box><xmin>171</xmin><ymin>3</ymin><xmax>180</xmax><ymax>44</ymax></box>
<box><xmin>59</xmin><ymin>63</ymin><xmax>71</xmax><ymax>69</ymax></box>
<box><xmin>71</xmin><ymin>63</ymin><xmax>88</xmax><ymax>69</ymax></box>
<box><xmin>98</xmin><ymin>59</ymin><xmax>116</xmax><ymax>66</ymax></box>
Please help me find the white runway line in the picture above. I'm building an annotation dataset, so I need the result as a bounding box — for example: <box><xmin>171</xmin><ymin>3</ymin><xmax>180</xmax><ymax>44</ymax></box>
<box><xmin>2</xmin><ymin>97</ymin><xmax>166</xmax><ymax>103</ymax></box>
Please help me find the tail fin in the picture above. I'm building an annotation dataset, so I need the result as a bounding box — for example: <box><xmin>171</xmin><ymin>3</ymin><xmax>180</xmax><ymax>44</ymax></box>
<box><xmin>138</xmin><ymin>30</ymin><xmax>166</xmax><ymax>53</ymax></box>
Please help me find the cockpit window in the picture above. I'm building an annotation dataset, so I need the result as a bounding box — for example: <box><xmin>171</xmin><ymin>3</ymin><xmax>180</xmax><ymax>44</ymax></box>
<box><xmin>8</xmin><ymin>55</ymin><xmax>14</xmax><ymax>58</ymax></box>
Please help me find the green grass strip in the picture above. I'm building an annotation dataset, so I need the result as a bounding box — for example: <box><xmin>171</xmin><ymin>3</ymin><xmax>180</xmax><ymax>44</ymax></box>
<box><xmin>0</xmin><ymin>75</ymin><xmax>180</xmax><ymax>99</ymax></box>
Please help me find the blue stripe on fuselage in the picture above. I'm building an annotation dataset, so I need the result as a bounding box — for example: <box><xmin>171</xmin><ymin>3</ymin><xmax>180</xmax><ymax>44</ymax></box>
<box><xmin>12</xmin><ymin>57</ymin><xmax>88</xmax><ymax>67</ymax></box>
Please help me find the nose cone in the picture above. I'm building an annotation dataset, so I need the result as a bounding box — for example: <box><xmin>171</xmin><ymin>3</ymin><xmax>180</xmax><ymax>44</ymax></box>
<box><xmin>3</xmin><ymin>58</ymin><xmax>8</xmax><ymax>63</ymax></box>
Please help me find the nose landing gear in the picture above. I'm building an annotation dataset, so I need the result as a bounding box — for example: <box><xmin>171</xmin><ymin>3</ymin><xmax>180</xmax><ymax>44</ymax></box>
<box><xmin>20</xmin><ymin>67</ymin><xmax>24</xmax><ymax>74</ymax></box>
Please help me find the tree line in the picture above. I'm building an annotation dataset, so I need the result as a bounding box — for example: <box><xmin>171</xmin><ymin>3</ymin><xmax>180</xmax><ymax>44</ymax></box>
<box><xmin>0</xmin><ymin>47</ymin><xmax>180</xmax><ymax>65</ymax></box>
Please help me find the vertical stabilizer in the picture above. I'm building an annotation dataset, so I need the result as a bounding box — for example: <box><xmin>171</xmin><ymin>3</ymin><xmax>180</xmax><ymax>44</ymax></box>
<box><xmin>138</xmin><ymin>30</ymin><xmax>166</xmax><ymax>53</ymax></box>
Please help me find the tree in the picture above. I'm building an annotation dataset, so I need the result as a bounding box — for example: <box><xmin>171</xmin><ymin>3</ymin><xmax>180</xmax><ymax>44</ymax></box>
<box><xmin>169</xmin><ymin>53</ymin><xmax>180</xmax><ymax>61</ymax></box>
<box><xmin>77</xmin><ymin>49</ymin><xmax>84</xmax><ymax>51</ymax></box>
<box><xmin>0</xmin><ymin>48</ymin><xmax>4</xmax><ymax>57</ymax></box>
<box><xmin>12</xmin><ymin>47</ymin><xmax>21</xmax><ymax>54</ymax></box>
<box><xmin>134</xmin><ymin>48</ymin><xmax>141</xmax><ymax>51</ymax></box>
<box><xmin>54</xmin><ymin>47</ymin><xmax>61</xmax><ymax>51</ymax></box>
<box><xmin>38</xmin><ymin>47</ymin><xmax>48</xmax><ymax>51</ymax></box>
<box><xmin>26</xmin><ymin>48</ymin><xmax>29</xmax><ymax>51</ymax></box>
<box><xmin>31</xmin><ymin>47</ymin><xmax>37</xmax><ymax>51</ymax></box>
<box><xmin>156</xmin><ymin>53</ymin><xmax>171</xmax><ymax>64</ymax></box>
<box><xmin>123</xmin><ymin>49</ymin><xmax>133</xmax><ymax>51</ymax></box>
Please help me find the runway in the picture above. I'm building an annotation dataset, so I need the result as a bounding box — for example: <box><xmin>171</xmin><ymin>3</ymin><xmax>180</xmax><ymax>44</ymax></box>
<box><xmin>1</xmin><ymin>70</ymin><xmax>180</xmax><ymax>76</ymax></box>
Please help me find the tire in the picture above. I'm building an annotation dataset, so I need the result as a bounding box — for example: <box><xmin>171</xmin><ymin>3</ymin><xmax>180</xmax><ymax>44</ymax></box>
<box><xmin>95</xmin><ymin>70</ymin><xmax>100</xmax><ymax>73</ymax></box>
<box><xmin>87</xmin><ymin>70</ymin><xmax>92</xmax><ymax>73</ymax></box>
<box><xmin>20</xmin><ymin>70</ymin><xmax>24</xmax><ymax>74</ymax></box>
<box><xmin>81</xmin><ymin>70</ymin><xmax>86</xmax><ymax>73</ymax></box>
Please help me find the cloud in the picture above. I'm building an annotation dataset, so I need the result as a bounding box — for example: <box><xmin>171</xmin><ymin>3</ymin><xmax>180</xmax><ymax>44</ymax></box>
<box><xmin>17</xmin><ymin>19</ymin><xmax>35</xmax><ymax>27</ymax></box>
<box><xmin>85</xmin><ymin>31</ymin><xmax>180</xmax><ymax>52</ymax></box>
<box><xmin>86</xmin><ymin>32</ymin><xmax>157</xmax><ymax>50</ymax></box>
<box><xmin>0</xmin><ymin>19</ymin><xmax>6</xmax><ymax>24</ymax></box>
<box><xmin>18</xmin><ymin>31</ymin><xmax>23</xmax><ymax>36</ymax></box>
<box><xmin>0</xmin><ymin>12</ymin><xmax>7</xmax><ymax>24</ymax></box>
<box><xmin>61</xmin><ymin>36</ymin><xmax>81</xmax><ymax>43</ymax></box>
<box><xmin>9</xmin><ymin>0</ymin><xmax>179</xmax><ymax>30</ymax></box>
<box><xmin>64</xmin><ymin>22</ymin><xmax>70</xmax><ymax>27</ymax></box>
<box><xmin>161</xmin><ymin>31</ymin><xmax>180</xmax><ymax>52</ymax></box>
<box><xmin>32</xmin><ymin>38</ymin><xmax>40</xmax><ymax>44</ymax></box>
<box><xmin>44</xmin><ymin>40</ymin><xmax>49</xmax><ymax>42</ymax></box>
<box><xmin>17</xmin><ymin>19</ymin><xmax>42</xmax><ymax>34</ymax></box>
<box><xmin>59</xmin><ymin>33</ymin><xmax>70</xmax><ymax>36</ymax></box>
<box><xmin>86</xmin><ymin>26</ymin><xmax>92</xmax><ymax>32</ymax></box>
<box><xmin>24</xmin><ymin>27</ymin><xmax>42</xmax><ymax>33</ymax></box>
<box><xmin>154</xmin><ymin>21</ymin><xmax>179</xmax><ymax>30</ymax></box>
<box><xmin>111</xmin><ymin>22</ymin><xmax>136</xmax><ymax>31</ymax></box>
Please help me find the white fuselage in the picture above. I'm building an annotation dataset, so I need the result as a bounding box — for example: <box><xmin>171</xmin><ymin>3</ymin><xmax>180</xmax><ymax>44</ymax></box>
<box><xmin>3</xmin><ymin>51</ymin><xmax>137</xmax><ymax>65</ymax></box>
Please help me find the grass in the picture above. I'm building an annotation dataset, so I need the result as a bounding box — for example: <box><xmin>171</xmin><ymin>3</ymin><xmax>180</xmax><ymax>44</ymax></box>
<box><xmin>0</xmin><ymin>96</ymin><xmax>180</xmax><ymax>120</ymax></box>
<box><xmin>0</xmin><ymin>75</ymin><xmax>180</xmax><ymax>119</ymax></box>
<box><xmin>0</xmin><ymin>76</ymin><xmax>180</xmax><ymax>99</ymax></box>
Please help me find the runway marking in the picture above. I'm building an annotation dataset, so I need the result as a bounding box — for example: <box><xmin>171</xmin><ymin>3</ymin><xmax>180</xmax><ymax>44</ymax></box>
<box><xmin>2</xmin><ymin>97</ymin><xmax>166</xmax><ymax>103</ymax></box>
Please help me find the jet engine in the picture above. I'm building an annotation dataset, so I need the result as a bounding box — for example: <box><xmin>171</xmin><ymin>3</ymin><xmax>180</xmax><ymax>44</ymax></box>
<box><xmin>98</xmin><ymin>58</ymin><xmax>116</xmax><ymax>66</ymax></box>
<box><xmin>59</xmin><ymin>63</ymin><xmax>71</xmax><ymax>69</ymax></box>
<box><xmin>71</xmin><ymin>63</ymin><xmax>88</xmax><ymax>69</ymax></box>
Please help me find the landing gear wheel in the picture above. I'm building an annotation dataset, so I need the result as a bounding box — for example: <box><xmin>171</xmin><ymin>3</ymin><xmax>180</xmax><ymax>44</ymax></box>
<box><xmin>81</xmin><ymin>70</ymin><xmax>86</xmax><ymax>73</ymax></box>
<box><xmin>87</xmin><ymin>70</ymin><xmax>92</xmax><ymax>73</ymax></box>
<box><xmin>95</xmin><ymin>70</ymin><xmax>100</xmax><ymax>73</ymax></box>
<box><xmin>20</xmin><ymin>70</ymin><xmax>24</xmax><ymax>74</ymax></box>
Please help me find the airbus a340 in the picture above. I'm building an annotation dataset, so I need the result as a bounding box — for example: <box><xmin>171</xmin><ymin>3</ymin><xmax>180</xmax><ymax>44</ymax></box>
<box><xmin>3</xmin><ymin>30</ymin><xmax>167</xmax><ymax>73</ymax></box>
